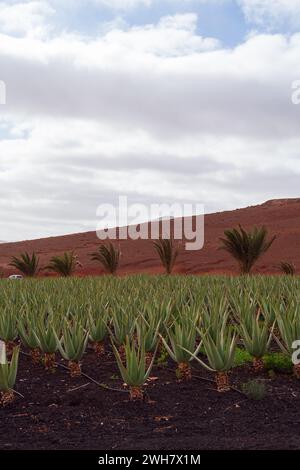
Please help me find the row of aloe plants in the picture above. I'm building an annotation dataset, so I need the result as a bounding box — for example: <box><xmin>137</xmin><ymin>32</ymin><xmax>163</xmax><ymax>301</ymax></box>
<box><xmin>0</xmin><ymin>275</ymin><xmax>299</xmax><ymax>404</ymax></box>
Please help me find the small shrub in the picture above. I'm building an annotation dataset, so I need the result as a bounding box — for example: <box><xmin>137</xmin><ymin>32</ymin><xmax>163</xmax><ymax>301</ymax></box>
<box><xmin>242</xmin><ymin>380</ymin><xmax>266</xmax><ymax>400</ymax></box>
<box><xmin>156</xmin><ymin>345</ymin><xmax>169</xmax><ymax>366</ymax></box>
<box><xmin>263</xmin><ymin>353</ymin><xmax>293</xmax><ymax>373</ymax></box>
<box><xmin>268</xmin><ymin>370</ymin><xmax>276</xmax><ymax>379</ymax></box>
<box><xmin>233</xmin><ymin>347</ymin><xmax>253</xmax><ymax>367</ymax></box>
<box><xmin>278</xmin><ymin>262</ymin><xmax>295</xmax><ymax>276</ymax></box>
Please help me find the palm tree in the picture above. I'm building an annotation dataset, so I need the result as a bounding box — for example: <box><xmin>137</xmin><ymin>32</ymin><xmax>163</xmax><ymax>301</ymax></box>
<box><xmin>90</xmin><ymin>243</ymin><xmax>120</xmax><ymax>275</ymax></box>
<box><xmin>153</xmin><ymin>238</ymin><xmax>179</xmax><ymax>274</ymax></box>
<box><xmin>278</xmin><ymin>262</ymin><xmax>295</xmax><ymax>276</ymax></box>
<box><xmin>45</xmin><ymin>252</ymin><xmax>80</xmax><ymax>277</ymax></box>
<box><xmin>219</xmin><ymin>225</ymin><xmax>276</xmax><ymax>274</ymax></box>
<box><xmin>9</xmin><ymin>252</ymin><xmax>40</xmax><ymax>277</ymax></box>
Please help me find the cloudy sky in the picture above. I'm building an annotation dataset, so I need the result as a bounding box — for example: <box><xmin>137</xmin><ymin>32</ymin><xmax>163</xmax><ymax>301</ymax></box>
<box><xmin>0</xmin><ymin>0</ymin><xmax>300</xmax><ymax>241</ymax></box>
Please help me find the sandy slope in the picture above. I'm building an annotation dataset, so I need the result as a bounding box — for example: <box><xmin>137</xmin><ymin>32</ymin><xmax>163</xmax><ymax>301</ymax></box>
<box><xmin>0</xmin><ymin>198</ymin><xmax>299</xmax><ymax>276</ymax></box>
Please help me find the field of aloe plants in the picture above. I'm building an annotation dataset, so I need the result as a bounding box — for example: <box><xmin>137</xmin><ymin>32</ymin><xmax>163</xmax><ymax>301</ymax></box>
<box><xmin>1</xmin><ymin>274</ymin><xmax>300</xmax><ymax>450</ymax></box>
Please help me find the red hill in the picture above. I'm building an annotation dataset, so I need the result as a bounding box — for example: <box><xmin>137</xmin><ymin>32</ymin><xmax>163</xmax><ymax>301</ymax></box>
<box><xmin>1</xmin><ymin>198</ymin><xmax>299</xmax><ymax>276</ymax></box>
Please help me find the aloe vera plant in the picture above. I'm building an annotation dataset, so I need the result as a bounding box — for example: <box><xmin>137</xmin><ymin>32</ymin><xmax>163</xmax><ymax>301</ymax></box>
<box><xmin>274</xmin><ymin>302</ymin><xmax>300</xmax><ymax>378</ymax></box>
<box><xmin>110</xmin><ymin>307</ymin><xmax>135</xmax><ymax>354</ymax></box>
<box><xmin>201</xmin><ymin>291</ymin><xmax>229</xmax><ymax>342</ymax></box>
<box><xmin>112</xmin><ymin>336</ymin><xmax>156</xmax><ymax>400</ymax></box>
<box><xmin>135</xmin><ymin>314</ymin><xmax>160</xmax><ymax>367</ymax></box>
<box><xmin>55</xmin><ymin>321</ymin><xmax>89</xmax><ymax>376</ymax></box>
<box><xmin>184</xmin><ymin>318</ymin><xmax>237</xmax><ymax>392</ymax></box>
<box><xmin>160</xmin><ymin>318</ymin><xmax>202</xmax><ymax>380</ymax></box>
<box><xmin>240</xmin><ymin>320</ymin><xmax>273</xmax><ymax>371</ymax></box>
<box><xmin>0</xmin><ymin>342</ymin><xmax>19</xmax><ymax>406</ymax></box>
<box><xmin>88</xmin><ymin>310</ymin><xmax>108</xmax><ymax>356</ymax></box>
<box><xmin>258</xmin><ymin>295</ymin><xmax>278</xmax><ymax>326</ymax></box>
<box><xmin>18</xmin><ymin>313</ymin><xmax>41</xmax><ymax>363</ymax></box>
<box><xmin>33</xmin><ymin>312</ymin><xmax>59</xmax><ymax>371</ymax></box>
<box><xmin>233</xmin><ymin>296</ymin><xmax>273</xmax><ymax>371</ymax></box>
<box><xmin>0</xmin><ymin>306</ymin><xmax>18</xmax><ymax>354</ymax></box>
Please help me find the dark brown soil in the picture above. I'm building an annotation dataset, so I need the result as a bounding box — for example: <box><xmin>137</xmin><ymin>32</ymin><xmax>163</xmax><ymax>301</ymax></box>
<box><xmin>1</xmin><ymin>348</ymin><xmax>300</xmax><ymax>450</ymax></box>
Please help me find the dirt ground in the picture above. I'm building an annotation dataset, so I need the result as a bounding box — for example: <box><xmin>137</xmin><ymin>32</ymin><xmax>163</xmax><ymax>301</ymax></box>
<box><xmin>1</xmin><ymin>346</ymin><xmax>300</xmax><ymax>450</ymax></box>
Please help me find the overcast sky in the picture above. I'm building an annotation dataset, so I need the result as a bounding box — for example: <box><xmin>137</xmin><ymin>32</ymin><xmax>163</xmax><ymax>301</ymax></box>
<box><xmin>0</xmin><ymin>0</ymin><xmax>300</xmax><ymax>241</ymax></box>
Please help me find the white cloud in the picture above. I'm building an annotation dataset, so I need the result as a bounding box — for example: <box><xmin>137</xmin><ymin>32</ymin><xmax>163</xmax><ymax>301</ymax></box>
<box><xmin>91</xmin><ymin>0</ymin><xmax>221</xmax><ymax>11</ymax></box>
<box><xmin>0</xmin><ymin>12</ymin><xmax>300</xmax><ymax>240</ymax></box>
<box><xmin>99</xmin><ymin>14</ymin><xmax>219</xmax><ymax>57</ymax></box>
<box><xmin>239</xmin><ymin>0</ymin><xmax>300</xmax><ymax>28</ymax></box>
<box><xmin>0</xmin><ymin>1</ymin><xmax>54</xmax><ymax>37</ymax></box>
<box><xmin>93</xmin><ymin>0</ymin><xmax>152</xmax><ymax>9</ymax></box>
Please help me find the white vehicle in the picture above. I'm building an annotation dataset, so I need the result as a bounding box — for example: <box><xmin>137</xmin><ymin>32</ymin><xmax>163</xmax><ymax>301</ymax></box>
<box><xmin>8</xmin><ymin>274</ymin><xmax>23</xmax><ymax>280</ymax></box>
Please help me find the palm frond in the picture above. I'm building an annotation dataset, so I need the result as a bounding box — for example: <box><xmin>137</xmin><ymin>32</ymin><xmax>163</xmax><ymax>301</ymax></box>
<box><xmin>90</xmin><ymin>243</ymin><xmax>120</xmax><ymax>275</ymax></box>
<box><xmin>45</xmin><ymin>252</ymin><xmax>78</xmax><ymax>277</ymax></box>
<box><xmin>220</xmin><ymin>225</ymin><xmax>276</xmax><ymax>274</ymax></box>
<box><xmin>9</xmin><ymin>252</ymin><xmax>40</xmax><ymax>277</ymax></box>
<box><xmin>153</xmin><ymin>239</ymin><xmax>178</xmax><ymax>274</ymax></box>
<box><xmin>278</xmin><ymin>262</ymin><xmax>295</xmax><ymax>276</ymax></box>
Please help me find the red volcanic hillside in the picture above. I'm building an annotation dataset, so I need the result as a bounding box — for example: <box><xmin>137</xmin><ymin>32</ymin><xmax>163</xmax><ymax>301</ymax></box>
<box><xmin>0</xmin><ymin>199</ymin><xmax>300</xmax><ymax>276</ymax></box>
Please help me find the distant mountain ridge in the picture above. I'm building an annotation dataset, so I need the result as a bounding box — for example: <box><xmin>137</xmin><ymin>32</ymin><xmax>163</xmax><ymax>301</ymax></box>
<box><xmin>0</xmin><ymin>199</ymin><xmax>299</xmax><ymax>276</ymax></box>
